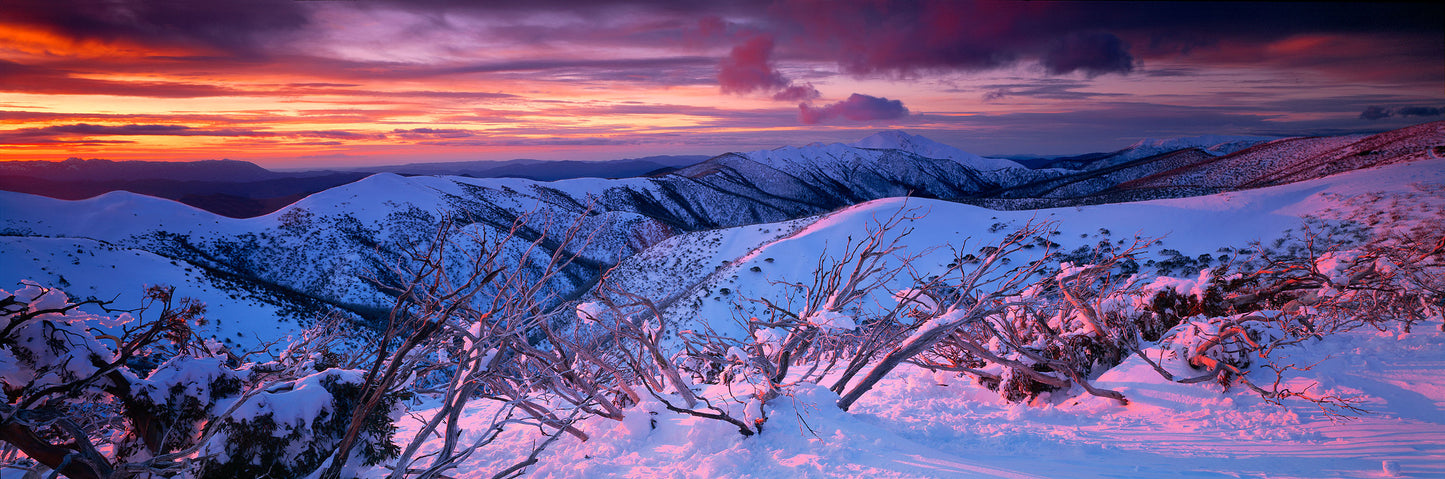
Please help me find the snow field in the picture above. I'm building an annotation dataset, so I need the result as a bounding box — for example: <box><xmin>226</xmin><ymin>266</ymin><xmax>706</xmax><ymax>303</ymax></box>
<box><xmin>374</xmin><ymin>321</ymin><xmax>1443</xmax><ymax>478</ymax></box>
<box><xmin>372</xmin><ymin>157</ymin><xmax>1445</xmax><ymax>478</ymax></box>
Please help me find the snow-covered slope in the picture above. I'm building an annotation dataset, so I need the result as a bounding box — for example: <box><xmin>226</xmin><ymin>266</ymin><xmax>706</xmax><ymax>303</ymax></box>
<box><xmin>0</xmin><ymin>236</ymin><xmax>314</xmax><ymax>346</ymax></box>
<box><xmin>607</xmin><ymin>156</ymin><xmax>1445</xmax><ymax>342</ymax></box>
<box><xmin>1101</xmin><ymin>122</ymin><xmax>1445</xmax><ymax>202</ymax></box>
<box><xmin>423</xmin><ymin>324</ymin><xmax>1443</xmax><ymax>478</ymax></box>
<box><xmin>1</xmin><ymin>174</ymin><xmax>677</xmax><ymax>335</ymax></box>
<box><xmin>381</xmin><ymin>155</ymin><xmax>1445</xmax><ymax>479</ymax></box>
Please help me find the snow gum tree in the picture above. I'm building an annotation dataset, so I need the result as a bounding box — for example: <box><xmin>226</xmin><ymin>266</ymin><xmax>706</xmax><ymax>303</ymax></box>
<box><xmin>320</xmin><ymin>212</ymin><xmax>605</xmax><ymax>479</ymax></box>
<box><xmin>0</xmin><ymin>283</ymin><xmax>397</xmax><ymax>479</ymax></box>
<box><xmin>645</xmin><ymin>204</ymin><xmax>1440</xmax><ymax>419</ymax></box>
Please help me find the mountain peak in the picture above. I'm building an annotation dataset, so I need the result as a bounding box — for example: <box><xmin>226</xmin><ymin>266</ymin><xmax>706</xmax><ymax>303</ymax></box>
<box><xmin>851</xmin><ymin>130</ymin><xmax>937</xmax><ymax>151</ymax></box>
<box><xmin>851</xmin><ymin>130</ymin><xmax>1025</xmax><ymax>171</ymax></box>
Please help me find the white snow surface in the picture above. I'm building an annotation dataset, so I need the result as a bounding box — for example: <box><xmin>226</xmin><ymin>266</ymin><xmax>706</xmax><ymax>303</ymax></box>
<box><xmin>374</xmin><ymin>325</ymin><xmax>1444</xmax><ymax>478</ymax></box>
<box><xmin>365</xmin><ymin>157</ymin><xmax>1445</xmax><ymax>479</ymax></box>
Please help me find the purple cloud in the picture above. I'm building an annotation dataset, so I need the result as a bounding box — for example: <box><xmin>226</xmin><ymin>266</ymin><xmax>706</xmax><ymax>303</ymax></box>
<box><xmin>798</xmin><ymin>94</ymin><xmax>909</xmax><ymax>124</ymax></box>
<box><xmin>718</xmin><ymin>35</ymin><xmax>789</xmax><ymax>94</ymax></box>
<box><xmin>1359</xmin><ymin>106</ymin><xmax>1393</xmax><ymax>120</ymax></box>
<box><xmin>1040</xmin><ymin>32</ymin><xmax>1134</xmax><ymax>77</ymax></box>
<box><xmin>1</xmin><ymin>0</ymin><xmax>310</xmax><ymax>56</ymax></box>
<box><xmin>1397</xmin><ymin>106</ymin><xmax>1444</xmax><ymax>117</ymax></box>
<box><xmin>772</xmin><ymin>84</ymin><xmax>820</xmax><ymax>102</ymax></box>
<box><xmin>1359</xmin><ymin>105</ymin><xmax>1445</xmax><ymax>120</ymax></box>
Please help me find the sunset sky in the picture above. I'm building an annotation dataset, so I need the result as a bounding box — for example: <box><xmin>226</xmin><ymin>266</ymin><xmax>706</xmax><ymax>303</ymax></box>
<box><xmin>1</xmin><ymin>0</ymin><xmax>1441</xmax><ymax>168</ymax></box>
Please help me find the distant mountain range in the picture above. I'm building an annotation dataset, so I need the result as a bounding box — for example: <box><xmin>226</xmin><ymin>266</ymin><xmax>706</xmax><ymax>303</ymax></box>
<box><xmin>2</xmin><ymin>122</ymin><xmax>1440</xmax><ymax>343</ymax></box>
<box><xmin>334</xmin><ymin>155</ymin><xmax>709</xmax><ymax>180</ymax></box>
<box><xmin>0</xmin><ymin>155</ymin><xmax>707</xmax><ymax>217</ymax></box>
<box><xmin>8</xmin><ymin>126</ymin><xmax>1434</xmax><ymax>218</ymax></box>
<box><xmin>981</xmin><ymin>122</ymin><xmax>1442</xmax><ymax>207</ymax></box>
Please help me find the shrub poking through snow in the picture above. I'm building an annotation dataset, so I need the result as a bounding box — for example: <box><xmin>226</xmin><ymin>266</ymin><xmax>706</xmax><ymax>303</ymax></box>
<box><xmin>0</xmin><ymin>282</ymin><xmax>397</xmax><ymax>479</ymax></box>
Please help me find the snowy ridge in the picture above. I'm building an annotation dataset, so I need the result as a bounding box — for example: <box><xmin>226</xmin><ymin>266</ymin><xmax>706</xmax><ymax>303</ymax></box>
<box><xmin>1090</xmin><ymin>134</ymin><xmax>1274</xmax><ymax>169</ymax></box>
<box><xmin>850</xmin><ymin>130</ymin><xmax>1028</xmax><ymax>171</ymax></box>
<box><xmin>984</xmin><ymin>122</ymin><xmax>1442</xmax><ymax>204</ymax></box>
<box><xmin>1124</xmin><ymin>134</ymin><xmax>1273</xmax><ymax>156</ymax></box>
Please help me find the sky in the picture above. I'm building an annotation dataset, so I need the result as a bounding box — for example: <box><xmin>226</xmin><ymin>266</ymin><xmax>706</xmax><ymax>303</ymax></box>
<box><xmin>0</xmin><ymin>0</ymin><xmax>1441</xmax><ymax>168</ymax></box>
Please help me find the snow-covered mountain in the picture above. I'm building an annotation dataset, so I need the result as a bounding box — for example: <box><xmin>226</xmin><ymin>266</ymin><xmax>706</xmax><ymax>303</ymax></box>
<box><xmin>0</xmin><ymin>132</ymin><xmax>1048</xmax><ymax>343</ymax></box>
<box><xmin>3</xmin><ymin>124</ymin><xmax>1439</xmax><ymax>347</ymax></box>
<box><xmin>985</xmin><ymin>122</ymin><xmax>1442</xmax><ymax>205</ymax></box>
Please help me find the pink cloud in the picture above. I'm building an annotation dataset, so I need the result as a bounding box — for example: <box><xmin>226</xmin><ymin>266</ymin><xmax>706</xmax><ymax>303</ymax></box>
<box><xmin>772</xmin><ymin>84</ymin><xmax>820</xmax><ymax>102</ymax></box>
<box><xmin>718</xmin><ymin>35</ymin><xmax>789</xmax><ymax>94</ymax></box>
<box><xmin>798</xmin><ymin>94</ymin><xmax>909</xmax><ymax>124</ymax></box>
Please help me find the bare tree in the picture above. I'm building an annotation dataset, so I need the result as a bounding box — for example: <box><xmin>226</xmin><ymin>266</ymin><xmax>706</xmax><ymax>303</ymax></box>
<box><xmin>0</xmin><ymin>283</ymin><xmax>388</xmax><ymax>479</ymax></box>
<box><xmin>834</xmin><ymin>220</ymin><xmax>1061</xmax><ymax>410</ymax></box>
<box><xmin>321</xmin><ymin>209</ymin><xmax>601</xmax><ymax>479</ymax></box>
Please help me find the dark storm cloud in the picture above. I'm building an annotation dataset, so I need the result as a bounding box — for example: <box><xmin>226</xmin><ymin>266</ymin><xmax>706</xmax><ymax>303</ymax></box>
<box><xmin>1040</xmin><ymin>33</ymin><xmax>1134</xmax><ymax>77</ymax></box>
<box><xmin>5</xmin><ymin>1</ymin><xmax>1439</xmax><ymax>90</ymax></box>
<box><xmin>981</xmin><ymin>80</ymin><xmax>1127</xmax><ymax>102</ymax></box>
<box><xmin>766</xmin><ymin>1</ymin><xmax>1442</xmax><ymax>78</ymax></box>
<box><xmin>798</xmin><ymin>94</ymin><xmax>910</xmax><ymax>124</ymax></box>
<box><xmin>1359</xmin><ymin>105</ymin><xmax>1445</xmax><ymax>120</ymax></box>
<box><xmin>0</xmin><ymin>0</ymin><xmax>312</xmax><ymax>55</ymax></box>
<box><xmin>1396</xmin><ymin>106</ymin><xmax>1444</xmax><ymax>117</ymax></box>
<box><xmin>1359</xmin><ymin>106</ymin><xmax>1393</xmax><ymax>120</ymax></box>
